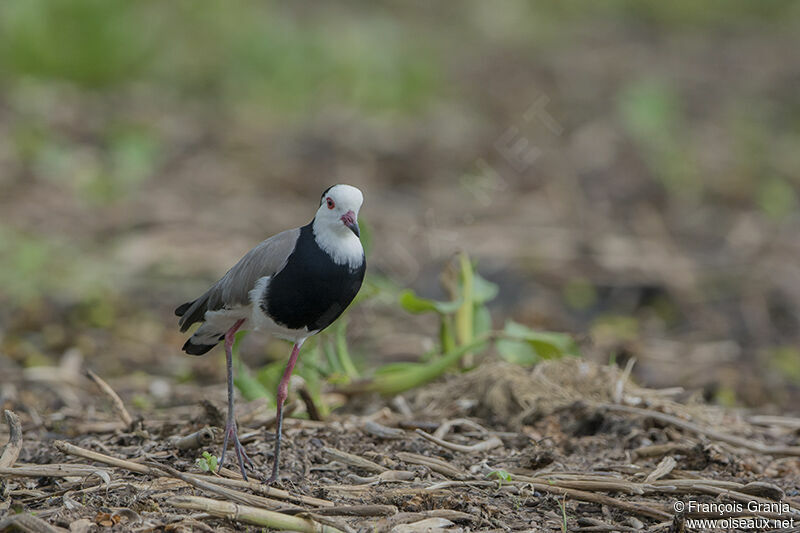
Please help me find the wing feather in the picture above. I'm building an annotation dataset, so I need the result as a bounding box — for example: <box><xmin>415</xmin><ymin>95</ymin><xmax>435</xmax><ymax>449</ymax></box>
<box><xmin>177</xmin><ymin>228</ymin><xmax>300</xmax><ymax>331</ymax></box>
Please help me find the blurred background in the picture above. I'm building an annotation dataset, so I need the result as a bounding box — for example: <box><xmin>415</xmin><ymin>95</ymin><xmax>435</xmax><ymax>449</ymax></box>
<box><xmin>2</xmin><ymin>0</ymin><xmax>799</xmax><ymax>412</ymax></box>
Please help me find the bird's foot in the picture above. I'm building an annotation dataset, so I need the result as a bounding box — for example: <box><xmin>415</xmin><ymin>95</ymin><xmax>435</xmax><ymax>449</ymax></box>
<box><xmin>219</xmin><ymin>423</ymin><xmax>255</xmax><ymax>480</ymax></box>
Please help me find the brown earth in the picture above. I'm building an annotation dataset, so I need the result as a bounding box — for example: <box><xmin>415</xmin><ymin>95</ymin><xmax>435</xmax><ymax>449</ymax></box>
<box><xmin>2</xmin><ymin>357</ymin><xmax>799</xmax><ymax>532</ymax></box>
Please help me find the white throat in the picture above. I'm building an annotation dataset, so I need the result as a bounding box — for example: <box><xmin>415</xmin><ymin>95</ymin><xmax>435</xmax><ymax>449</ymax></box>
<box><xmin>312</xmin><ymin>218</ymin><xmax>364</xmax><ymax>270</ymax></box>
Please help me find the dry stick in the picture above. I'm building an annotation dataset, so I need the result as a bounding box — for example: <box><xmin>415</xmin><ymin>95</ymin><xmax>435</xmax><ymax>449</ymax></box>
<box><xmin>597</xmin><ymin>403</ymin><xmax>800</xmax><ymax>456</ymax></box>
<box><xmin>612</xmin><ymin>357</ymin><xmax>636</xmax><ymax>404</ymax></box>
<box><xmin>362</xmin><ymin>420</ymin><xmax>405</xmax><ymax>440</ymax></box>
<box><xmin>525</xmin><ymin>482</ymin><xmax>671</xmax><ymax>521</ymax></box>
<box><xmin>690</xmin><ymin>484</ymin><xmax>800</xmax><ymax>517</ymax></box>
<box><xmin>305</xmin><ymin>504</ymin><xmax>398</xmax><ymax>517</ymax></box>
<box><xmin>633</xmin><ymin>443</ymin><xmax>694</xmax><ymax>458</ymax></box>
<box><xmin>515</xmin><ymin>476</ymin><xmax>646</xmax><ymax>495</ymax></box>
<box><xmin>379</xmin><ymin>510</ymin><xmax>479</xmax><ymax>528</ymax></box>
<box><xmin>54</xmin><ymin>440</ymin><xmax>155</xmax><ymax>475</ymax></box>
<box><xmin>0</xmin><ymin>464</ymin><xmax>113</xmax><ymax>478</ymax></box>
<box><xmin>396</xmin><ymin>452</ymin><xmax>468</xmax><ymax>479</ymax></box>
<box><xmin>519</xmin><ymin>474</ymin><xmax>793</xmax><ymax>514</ymax></box>
<box><xmin>0</xmin><ymin>410</ymin><xmax>23</xmax><ymax>468</ymax></box>
<box><xmin>432</xmin><ymin>418</ymin><xmax>490</xmax><ymax>440</ymax></box>
<box><xmin>168</xmin><ymin>495</ymin><xmax>346</xmax><ymax>533</ymax></box>
<box><xmin>349</xmin><ymin>470</ymin><xmax>416</xmax><ymax>484</ymax></box>
<box><xmin>426</xmin><ymin>480</ymin><xmax>511</xmax><ymax>491</ymax></box>
<box><xmin>86</xmin><ymin>369</ymin><xmax>133</xmax><ymax>428</ymax></box>
<box><xmin>297</xmin><ymin>386</ymin><xmax>322</xmax><ymax>421</ymax></box>
<box><xmin>650</xmin><ymin>478</ymin><xmax>742</xmax><ymax>489</ymax></box>
<box><xmin>740</xmin><ymin>481</ymin><xmax>785</xmax><ymax>500</ymax></box>
<box><xmin>205</xmin><ymin>475</ymin><xmax>334</xmax><ymax>507</ymax></box>
<box><xmin>748</xmin><ymin>415</ymin><xmax>800</xmax><ymax>429</ymax></box>
<box><xmin>170</xmin><ymin>427</ymin><xmax>215</xmax><ymax>450</ymax></box>
<box><xmin>415</xmin><ymin>428</ymin><xmax>503</xmax><ymax>453</ymax></box>
<box><xmin>322</xmin><ymin>446</ymin><xmax>388</xmax><ymax>473</ymax></box>
<box><xmin>147</xmin><ymin>462</ymin><xmax>295</xmax><ymax>511</ymax></box>
<box><xmin>0</xmin><ymin>513</ymin><xmax>69</xmax><ymax>533</ymax></box>
<box><xmin>298</xmin><ymin>513</ymin><xmax>355</xmax><ymax>533</ymax></box>
<box><xmin>644</xmin><ymin>456</ymin><xmax>677</xmax><ymax>483</ymax></box>
<box><xmin>55</xmin><ymin>439</ymin><xmax>331</xmax><ymax>508</ymax></box>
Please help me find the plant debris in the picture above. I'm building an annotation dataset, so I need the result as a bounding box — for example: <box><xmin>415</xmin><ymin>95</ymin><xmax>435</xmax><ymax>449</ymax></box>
<box><xmin>2</xmin><ymin>359</ymin><xmax>799</xmax><ymax>531</ymax></box>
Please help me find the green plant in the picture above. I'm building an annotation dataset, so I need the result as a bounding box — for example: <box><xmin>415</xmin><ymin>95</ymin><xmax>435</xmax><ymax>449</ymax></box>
<box><xmin>487</xmin><ymin>469</ymin><xmax>513</xmax><ymax>486</ymax></box>
<box><xmin>358</xmin><ymin>252</ymin><xmax>580</xmax><ymax>395</ymax></box>
<box><xmin>195</xmin><ymin>451</ymin><xmax>219</xmax><ymax>473</ymax></box>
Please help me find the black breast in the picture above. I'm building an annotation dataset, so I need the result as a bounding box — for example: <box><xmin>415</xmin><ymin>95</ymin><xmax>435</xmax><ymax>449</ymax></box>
<box><xmin>262</xmin><ymin>224</ymin><xmax>365</xmax><ymax>331</ymax></box>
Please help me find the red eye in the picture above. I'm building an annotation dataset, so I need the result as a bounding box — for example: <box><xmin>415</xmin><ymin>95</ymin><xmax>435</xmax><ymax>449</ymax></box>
<box><xmin>326</xmin><ymin>197</ymin><xmax>335</xmax><ymax>209</ymax></box>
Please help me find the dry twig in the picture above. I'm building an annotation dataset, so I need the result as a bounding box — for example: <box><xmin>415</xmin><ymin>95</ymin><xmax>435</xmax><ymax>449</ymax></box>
<box><xmin>525</xmin><ymin>481</ymin><xmax>671</xmax><ymax>520</ymax></box>
<box><xmin>54</xmin><ymin>440</ymin><xmax>156</xmax><ymax>475</ymax></box>
<box><xmin>168</xmin><ymin>495</ymin><xmax>346</xmax><ymax>532</ymax></box>
<box><xmin>0</xmin><ymin>410</ymin><xmax>23</xmax><ymax>468</ymax></box>
<box><xmin>147</xmin><ymin>461</ymin><xmax>294</xmax><ymax>511</ymax></box>
<box><xmin>306</xmin><ymin>504</ymin><xmax>398</xmax><ymax>517</ymax></box>
<box><xmin>322</xmin><ymin>446</ymin><xmax>388</xmax><ymax>473</ymax></box>
<box><xmin>395</xmin><ymin>452</ymin><xmax>468</xmax><ymax>479</ymax></box>
<box><xmin>86</xmin><ymin>369</ymin><xmax>133</xmax><ymax>428</ymax></box>
<box><xmin>0</xmin><ymin>513</ymin><xmax>68</xmax><ymax>533</ymax></box>
<box><xmin>598</xmin><ymin>403</ymin><xmax>800</xmax><ymax>456</ymax></box>
<box><xmin>203</xmin><ymin>475</ymin><xmax>334</xmax><ymax>507</ymax></box>
<box><xmin>169</xmin><ymin>427</ymin><xmax>215</xmax><ymax>450</ymax></box>
<box><xmin>644</xmin><ymin>456</ymin><xmax>677</xmax><ymax>483</ymax></box>
<box><xmin>0</xmin><ymin>464</ymin><xmax>112</xmax><ymax>478</ymax></box>
<box><xmin>415</xmin><ymin>428</ymin><xmax>503</xmax><ymax>453</ymax></box>
<box><xmin>55</xmin><ymin>439</ymin><xmax>331</xmax><ymax>508</ymax></box>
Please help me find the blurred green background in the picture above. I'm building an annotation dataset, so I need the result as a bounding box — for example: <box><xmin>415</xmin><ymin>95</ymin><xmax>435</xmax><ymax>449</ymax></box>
<box><xmin>2</xmin><ymin>0</ymin><xmax>800</xmax><ymax>410</ymax></box>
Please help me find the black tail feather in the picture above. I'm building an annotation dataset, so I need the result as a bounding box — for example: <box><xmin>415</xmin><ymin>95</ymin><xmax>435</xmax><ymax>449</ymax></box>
<box><xmin>175</xmin><ymin>301</ymin><xmax>193</xmax><ymax>317</ymax></box>
<box><xmin>182</xmin><ymin>338</ymin><xmax>218</xmax><ymax>356</ymax></box>
<box><xmin>177</xmin><ymin>293</ymin><xmax>211</xmax><ymax>332</ymax></box>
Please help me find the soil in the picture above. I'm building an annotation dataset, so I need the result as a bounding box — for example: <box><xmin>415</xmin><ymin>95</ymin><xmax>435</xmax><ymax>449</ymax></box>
<box><xmin>2</xmin><ymin>358</ymin><xmax>799</xmax><ymax>532</ymax></box>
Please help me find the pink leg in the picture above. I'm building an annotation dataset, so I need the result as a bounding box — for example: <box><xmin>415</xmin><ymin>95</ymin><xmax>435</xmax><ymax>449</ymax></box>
<box><xmin>218</xmin><ymin>319</ymin><xmax>254</xmax><ymax>480</ymax></box>
<box><xmin>266</xmin><ymin>341</ymin><xmax>302</xmax><ymax>484</ymax></box>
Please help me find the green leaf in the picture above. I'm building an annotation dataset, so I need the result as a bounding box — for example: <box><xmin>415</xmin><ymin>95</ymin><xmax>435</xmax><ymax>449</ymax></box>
<box><xmin>195</xmin><ymin>451</ymin><xmax>219</xmax><ymax>472</ymax></box>
<box><xmin>235</xmin><ymin>369</ymin><xmax>272</xmax><ymax>402</ymax></box>
<box><xmin>256</xmin><ymin>360</ymin><xmax>285</xmax><ymax>394</ymax></box>
<box><xmin>455</xmin><ymin>254</ymin><xmax>474</xmax><ymax>346</ymax></box>
<box><xmin>487</xmin><ymin>469</ymin><xmax>513</xmax><ymax>484</ymax></box>
<box><xmin>334</xmin><ymin>318</ymin><xmax>359</xmax><ymax>379</ymax></box>
<box><xmin>439</xmin><ymin>316</ymin><xmax>456</xmax><ymax>354</ymax></box>
<box><xmin>366</xmin><ymin>336</ymin><xmax>490</xmax><ymax>395</ymax></box>
<box><xmin>399</xmin><ymin>289</ymin><xmax>461</xmax><ymax>314</ymax></box>
<box><xmin>497</xmin><ymin>321</ymin><xmax>580</xmax><ymax>365</ymax></box>
<box><xmin>373</xmin><ymin>362</ymin><xmax>423</xmax><ymax>375</ymax></box>
<box><xmin>473</xmin><ymin>304</ymin><xmax>492</xmax><ymax>337</ymax></box>
<box><xmin>472</xmin><ymin>271</ymin><xmax>499</xmax><ymax>304</ymax></box>
<box><xmin>496</xmin><ymin>337</ymin><xmax>539</xmax><ymax>366</ymax></box>
<box><xmin>470</xmin><ymin>305</ymin><xmax>492</xmax><ymax>354</ymax></box>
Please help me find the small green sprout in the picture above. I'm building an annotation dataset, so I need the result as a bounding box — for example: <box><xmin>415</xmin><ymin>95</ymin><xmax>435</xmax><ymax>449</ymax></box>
<box><xmin>195</xmin><ymin>451</ymin><xmax>219</xmax><ymax>472</ymax></box>
<box><xmin>486</xmin><ymin>469</ymin><xmax>513</xmax><ymax>485</ymax></box>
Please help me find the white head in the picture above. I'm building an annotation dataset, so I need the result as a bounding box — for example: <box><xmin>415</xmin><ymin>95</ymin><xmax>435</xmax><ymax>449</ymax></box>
<box><xmin>312</xmin><ymin>184</ymin><xmax>364</xmax><ymax>268</ymax></box>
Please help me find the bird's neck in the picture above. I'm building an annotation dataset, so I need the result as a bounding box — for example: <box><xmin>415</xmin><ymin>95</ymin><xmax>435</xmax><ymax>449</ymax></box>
<box><xmin>310</xmin><ymin>217</ymin><xmax>363</xmax><ymax>270</ymax></box>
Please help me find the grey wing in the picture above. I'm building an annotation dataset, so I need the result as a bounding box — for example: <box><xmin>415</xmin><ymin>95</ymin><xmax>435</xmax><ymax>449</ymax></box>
<box><xmin>176</xmin><ymin>228</ymin><xmax>300</xmax><ymax>331</ymax></box>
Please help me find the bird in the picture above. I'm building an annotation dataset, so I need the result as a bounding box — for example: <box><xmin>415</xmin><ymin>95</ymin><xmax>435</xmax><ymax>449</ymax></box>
<box><xmin>175</xmin><ymin>184</ymin><xmax>365</xmax><ymax>483</ymax></box>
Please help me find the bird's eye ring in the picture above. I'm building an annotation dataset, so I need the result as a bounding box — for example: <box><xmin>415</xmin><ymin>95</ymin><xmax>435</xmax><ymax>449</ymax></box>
<box><xmin>326</xmin><ymin>197</ymin><xmax>335</xmax><ymax>209</ymax></box>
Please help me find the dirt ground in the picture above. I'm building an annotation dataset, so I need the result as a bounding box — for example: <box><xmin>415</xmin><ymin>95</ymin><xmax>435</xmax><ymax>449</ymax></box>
<box><xmin>2</xmin><ymin>357</ymin><xmax>799</xmax><ymax>532</ymax></box>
